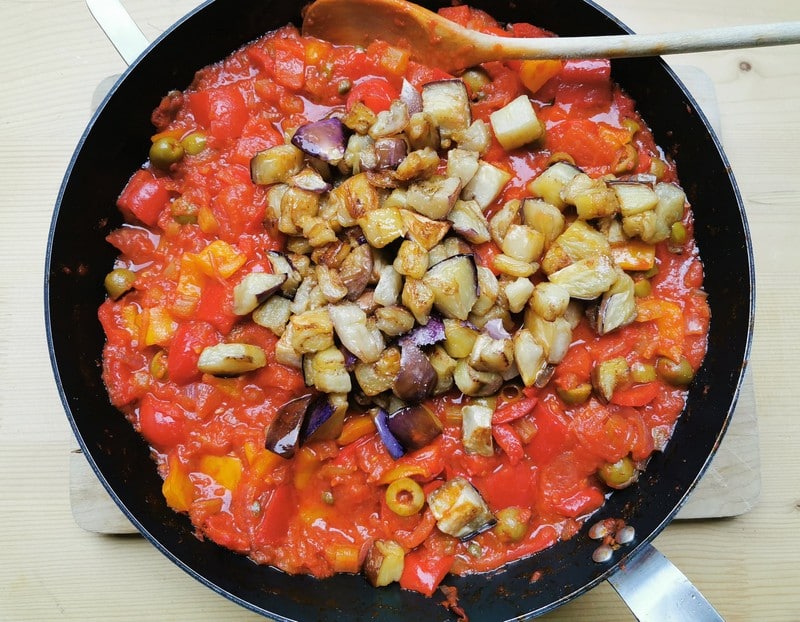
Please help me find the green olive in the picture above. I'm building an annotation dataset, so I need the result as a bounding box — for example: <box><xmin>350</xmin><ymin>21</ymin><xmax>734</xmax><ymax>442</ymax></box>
<box><xmin>670</xmin><ymin>222</ymin><xmax>688</xmax><ymax>246</ymax></box>
<box><xmin>598</xmin><ymin>456</ymin><xmax>637</xmax><ymax>489</ymax></box>
<box><xmin>493</xmin><ymin>507</ymin><xmax>529</xmax><ymax>543</ymax></box>
<box><xmin>180</xmin><ymin>131</ymin><xmax>207</xmax><ymax>155</ymax></box>
<box><xmin>104</xmin><ymin>268</ymin><xmax>136</xmax><ymax>300</ymax></box>
<box><xmin>612</xmin><ymin>143</ymin><xmax>639</xmax><ymax>175</ymax></box>
<box><xmin>556</xmin><ymin>382</ymin><xmax>593</xmax><ymax>405</ymax></box>
<box><xmin>385</xmin><ymin>477</ymin><xmax>425</xmax><ymax>517</ymax></box>
<box><xmin>461</xmin><ymin>67</ymin><xmax>491</xmax><ymax>96</ymax></box>
<box><xmin>630</xmin><ymin>361</ymin><xmax>657</xmax><ymax>383</ymax></box>
<box><xmin>633</xmin><ymin>278</ymin><xmax>652</xmax><ymax>298</ymax></box>
<box><xmin>149</xmin><ymin>136</ymin><xmax>184</xmax><ymax>169</ymax></box>
<box><xmin>656</xmin><ymin>356</ymin><xmax>695</xmax><ymax>386</ymax></box>
<box><xmin>649</xmin><ymin>157</ymin><xmax>667</xmax><ymax>181</ymax></box>
<box><xmin>622</xmin><ymin>118</ymin><xmax>641</xmax><ymax>135</ymax></box>
<box><xmin>149</xmin><ymin>350</ymin><xmax>168</xmax><ymax>380</ymax></box>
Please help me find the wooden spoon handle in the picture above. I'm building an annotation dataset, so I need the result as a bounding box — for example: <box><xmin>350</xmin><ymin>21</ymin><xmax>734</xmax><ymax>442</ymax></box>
<box><xmin>477</xmin><ymin>21</ymin><xmax>800</xmax><ymax>60</ymax></box>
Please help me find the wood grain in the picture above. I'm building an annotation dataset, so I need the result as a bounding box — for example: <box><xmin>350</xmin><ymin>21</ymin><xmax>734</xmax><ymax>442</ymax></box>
<box><xmin>3</xmin><ymin>1</ymin><xmax>800</xmax><ymax>621</ymax></box>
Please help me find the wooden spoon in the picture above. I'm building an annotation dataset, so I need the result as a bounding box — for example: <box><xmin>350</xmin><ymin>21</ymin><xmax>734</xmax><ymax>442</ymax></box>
<box><xmin>302</xmin><ymin>0</ymin><xmax>800</xmax><ymax>73</ymax></box>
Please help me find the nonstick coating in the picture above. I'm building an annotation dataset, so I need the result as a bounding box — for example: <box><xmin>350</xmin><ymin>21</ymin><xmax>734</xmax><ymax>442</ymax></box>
<box><xmin>46</xmin><ymin>0</ymin><xmax>754</xmax><ymax>619</ymax></box>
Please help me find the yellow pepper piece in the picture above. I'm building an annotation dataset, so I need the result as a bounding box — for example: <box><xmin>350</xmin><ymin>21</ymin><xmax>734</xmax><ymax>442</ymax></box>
<box><xmin>636</xmin><ymin>297</ymin><xmax>684</xmax><ymax>362</ymax></box>
<box><xmin>325</xmin><ymin>544</ymin><xmax>362</xmax><ymax>574</ymax></box>
<box><xmin>519</xmin><ymin>59</ymin><xmax>563</xmax><ymax>94</ymax></box>
<box><xmin>162</xmin><ymin>454</ymin><xmax>195</xmax><ymax>512</ymax></box>
<box><xmin>293</xmin><ymin>445</ymin><xmax>322</xmax><ymax>490</ymax></box>
<box><xmin>198</xmin><ymin>454</ymin><xmax>243</xmax><ymax>491</ymax></box>
<box><xmin>337</xmin><ymin>414</ymin><xmax>377</xmax><ymax>445</ymax></box>
<box><xmin>171</xmin><ymin>255</ymin><xmax>205</xmax><ymax>318</ymax></box>
<box><xmin>144</xmin><ymin>306</ymin><xmax>178</xmax><ymax>347</ymax></box>
<box><xmin>197</xmin><ymin>205</ymin><xmax>219</xmax><ymax>235</ymax></box>
<box><xmin>192</xmin><ymin>240</ymin><xmax>246</xmax><ymax>279</ymax></box>
<box><xmin>611</xmin><ymin>239</ymin><xmax>657</xmax><ymax>271</ymax></box>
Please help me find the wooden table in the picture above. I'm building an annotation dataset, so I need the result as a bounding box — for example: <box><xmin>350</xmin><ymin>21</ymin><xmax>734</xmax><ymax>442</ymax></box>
<box><xmin>3</xmin><ymin>1</ymin><xmax>799</xmax><ymax>620</ymax></box>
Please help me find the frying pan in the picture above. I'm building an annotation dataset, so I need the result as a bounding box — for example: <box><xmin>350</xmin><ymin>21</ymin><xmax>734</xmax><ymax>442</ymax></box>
<box><xmin>46</xmin><ymin>0</ymin><xmax>754</xmax><ymax>619</ymax></box>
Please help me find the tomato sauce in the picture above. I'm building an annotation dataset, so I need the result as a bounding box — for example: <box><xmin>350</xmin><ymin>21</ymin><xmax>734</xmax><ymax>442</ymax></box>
<box><xmin>100</xmin><ymin>6</ymin><xmax>709</xmax><ymax>597</ymax></box>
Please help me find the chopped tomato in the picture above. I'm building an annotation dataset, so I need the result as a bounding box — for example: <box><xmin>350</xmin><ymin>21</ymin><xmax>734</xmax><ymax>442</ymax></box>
<box><xmin>253</xmin><ymin>485</ymin><xmax>295</xmax><ymax>547</ymax></box>
<box><xmin>187</xmin><ymin>85</ymin><xmax>248</xmax><ymax>141</ymax></box>
<box><xmin>610</xmin><ymin>382</ymin><xmax>661</xmax><ymax>407</ymax></box>
<box><xmin>137</xmin><ymin>394</ymin><xmax>187</xmax><ymax>447</ymax></box>
<box><xmin>117</xmin><ymin>169</ymin><xmax>171</xmax><ymax>227</ymax></box>
<box><xmin>346</xmin><ymin>77</ymin><xmax>398</xmax><ymax>113</ymax></box>
<box><xmin>167</xmin><ymin>321</ymin><xmax>221</xmax><ymax>385</ymax></box>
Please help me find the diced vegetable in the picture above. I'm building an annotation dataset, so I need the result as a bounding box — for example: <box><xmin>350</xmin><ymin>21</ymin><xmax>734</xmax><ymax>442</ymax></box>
<box><xmin>373</xmin><ymin>408</ymin><xmax>405</xmax><ymax>459</ymax></box>
<box><xmin>364</xmin><ymin>540</ymin><xmax>406</xmax><ymax>587</ymax></box>
<box><xmin>393</xmin><ymin>344</ymin><xmax>437</xmax><ymax>402</ymax></box>
<box><xmin>250</xmin><ymin>144</ymin><xmax>304</xmax><ymax>185</ymax></box>
<box><xmin>291</xmin><ymin>117</ymin><xmax>348</xmax><ymax>164</ymax></box>
<box><xmin>197</xmin><ymin>343</ymin><xmax>267</xmax><ymax>376</ymax></box>
<box><xmin>427</xmin><ymin>476</ymin><xmax>496</xmax><ymax>540</ymax></box>
<box><xmin>387</xmin><ymin>404</ymin><xmax>443</xmax><ymax>451</ymax></box>
<box><xmin>489</xmin><ymin>95</ymin><xmax>544</xmax><ymax>151</ymax></box>
<box><xmin>453</xmin><ymin>360</ymin><xmax>502</xmax><ymax>397</ymax></box>
<box><xmin>265</xmin><ymin>393</ymin><xmax>315</xmax><ymax>458</ymax></box>
<box><xmin>592</xmin><ymin>356</ymin><xmax>630</xmax><ymax>402</ymax></box>
<box><xmin>461</xmin><ymin>404</ymin><xmax>494</xmax><ymax>456</ymax></box>
<box><xmin>423</xmin><ymin>254</ymin><xmax>478</xmax><ymax>320</ymax></box>
<box><xmin>461</xmin><ymin>161</ymin><xmax>512</xmax><ymax>211</ymax></box>
<box><xmin>421</xmin><ymin>79</ymin><xmax>472</xmax><ymax>144</ymax></box>
<box><xmin>405</xmin><ymin>175</ymin><xmax>462</xmax><ymax>220</ymax></box>
<box><xmin>398</xmin><ymin>314</ymin><xmax>446</xmax><ymax>348</ymax></box>
<box><xmin>328</xmin><ymin>302</ymin><xmax>385</xmax><ymax>364</ymax></box>
<box><xmin>527</xmin><ymin>161</ymin><xmax>582</xmax><ymax>209</ymax></box>
<box><xmin>447</xmin><ymin>199</ymin><xmax>491</xmax><ymax>244</ymax></box>
<box><xmin>232</xmin><ymin>272</ymin><xmax>287</xmax><ymax>316</ymax></box>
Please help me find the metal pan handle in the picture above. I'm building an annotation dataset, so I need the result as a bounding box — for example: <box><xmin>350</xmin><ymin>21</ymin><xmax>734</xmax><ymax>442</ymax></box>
<box><xmin>607</xmin><ymin>543</ymin><xmax>725</xmax><ymax>621</ymax></box>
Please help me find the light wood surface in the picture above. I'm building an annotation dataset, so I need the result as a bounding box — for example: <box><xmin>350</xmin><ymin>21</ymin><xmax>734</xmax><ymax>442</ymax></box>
<box><xmin>3</xmin><ymin>1</ymin><xmax>799</xmax><ymax>620</ymax></box>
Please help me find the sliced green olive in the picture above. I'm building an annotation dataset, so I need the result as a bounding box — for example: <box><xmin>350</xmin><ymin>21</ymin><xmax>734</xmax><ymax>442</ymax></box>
<box><xmin>149</xmin><ymin>136</ymin><xmax>184</xmax><ymax>169</ymax></box>
<box><xmin>656</xmin><ymin>356</ymin><xmax>694</xmax><ymax>386</ymax></box>
<box><xmin>180</xmin><ymin>131</ymin><xmax>207</xmax><ymax>155</ymax></box>
<box><xmin>104</xmin><ymin>268</ymin><xmax>136</xmax><ymax>300</ymax></box>
<box><xmin>649</xmin><ymin>157</ymin><xmax>667</xmax><ymax>181</ymax></box>
<box><xmin>385</xmin><ymin>477</ymin><xmax>425</xmax><ymax>517</ymax></box>
<box><xmin>556</xmin><ymin>382</ymin><xmax>592</xmax><ymax>405</ymax></box>
<box><xmin>493</xmin><ymin>507</ymin><xmax>529</xmax><ymax>543</ymax></box>
<box><xmin>599</xmin><ymin>456</ymin><xmax>637</xmax><ymax>489</ymax></box>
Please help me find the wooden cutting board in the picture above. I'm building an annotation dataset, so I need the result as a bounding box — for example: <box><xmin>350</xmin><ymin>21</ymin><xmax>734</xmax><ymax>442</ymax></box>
<box><xmin>70</xmin><ymin>65</ymin><xmax>760</xmax><ymax>533</ymax></box>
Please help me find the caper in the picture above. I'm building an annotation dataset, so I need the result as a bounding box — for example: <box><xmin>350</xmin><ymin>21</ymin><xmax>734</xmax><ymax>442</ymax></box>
<box><xmin>104</xmin><ymin>268</ymin><xmax>136</xmax><ymax>300</ymax></box>
<box><xmin>556</xmin><ymin>382</ymin><xmax>593</xmax><ymax>405</ymax></box>
<box><xmin>670</xmin><ymin>221</ymin><xmax>688</xmax><ymax>246</ymax></box>
<box><xmin>180</xmin><ymin>131</ymin><xmax>207</xmax><ymax>155</ymax></box>
<box><xmin>598</xmin><ymin>456</ymin><xmax>637</xmax><ymax>489</ymax></box>
<box><xmin>633</xmin><ymin>278</ymin><xmax>652</xmax><ymax>298</ymax></box>
<box><xmin>655</xmin><ymin>356</ymin><xmax>694</xmax><ymax>386</ymax></box>
<box><xmin>337</xmin><ymin>79</ymin><xmax>352</xmax><ymax>95</ymax></box>
<box><xmin>630</xmin><ymin>361</ymin><xmax>657</xmax><ymax>383</ymax></box>
<box><xmin>493</xmin><ymin>507</ymin><xmax>529</xmax><ymax>543</ymax></box>
<box><xmin>149</xmin><ymin>136</ymin><xmax>184</xmax><ymax>169</ymax></box>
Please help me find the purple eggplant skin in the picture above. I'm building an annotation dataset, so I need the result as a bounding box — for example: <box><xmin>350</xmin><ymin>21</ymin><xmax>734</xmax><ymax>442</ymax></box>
<box><xmin>398</xmin><ymin>314</ymin><xmax>445</xmax><ymax>348</ymax></box>
<box><xmin>374</xmin><ymin>137</ymin><xmax>408</xmax><ymax>170</ymax></box>
<box><xmin>392</xmin><ymin>344</ymin><xmax>437</xmax><ymax>403</ymax></box>
<box><xmin>372</xmin><ymin>408</ymin><xmax>406</xmax><ymax>459</ymax></box>
<box><xmin>301</xmin><ymin>396</ymin><xmax>335</xmax><ymax>442</ymax></box>
<box><xmin>400</xmin><ymin>78</ymin><xmax>423</xmax><ymax>114</ymax></box>
<box><xmin>291</xmin><ymin>117</ymin><xmax>348</xmax><ymax>163</ymax></box>
<box><xmin>265</xmin><ymin>393</ymin><xmax>315</xmax><ymax>458</ymax></box>
<box><xmin>459</xmin><ymin>518</ymin><xmax>498</xmax><ymax>542</ymax></box>
<box><xmin>387</xmin><ymin>404</ymin><xmax>443</xmax><ymax>452</ymax></box>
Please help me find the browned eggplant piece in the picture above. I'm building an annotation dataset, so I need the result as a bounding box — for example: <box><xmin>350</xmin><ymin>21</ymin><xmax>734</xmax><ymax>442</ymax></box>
<box><xmin>422</xmin><ymin>254</ymin><xmax>478</xmax><ymax>321</ymax></box>
<box><xmin>392</xmin><ymin>344</ymin><xmax>437</xmax><ymax>402</ymax></box>
<box><xmin>387</xmin><ymin>404</ymin><xmax>443</xmax><ymax>452</ymax></box>
<box><xmin>265</xmin><ymin>393</ymin><xmax>316</xmax><ymax>458</ymax></box>
<box><xmin>290</xmin><ymin>117</ymin><xmax>348</xmax><ymax>164</ymax></box>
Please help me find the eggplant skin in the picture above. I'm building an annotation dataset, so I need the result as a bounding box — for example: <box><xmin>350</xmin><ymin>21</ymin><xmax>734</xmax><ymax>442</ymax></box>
<box><xmin>392</xmin><ymin>344</ymin><xmax>437</xmax><ymax>402</ymax></box>
<box><xmin>386</xmin><ymin>404</ymin><xmax>443</xmax><ymax>452</ymax></box>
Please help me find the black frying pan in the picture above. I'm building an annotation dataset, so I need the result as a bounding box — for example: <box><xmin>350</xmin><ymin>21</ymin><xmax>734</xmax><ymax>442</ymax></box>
<box><xmin>46</xmin><ymin>0</ymin><xmax>754</xmax><ymax>619</ymax></box>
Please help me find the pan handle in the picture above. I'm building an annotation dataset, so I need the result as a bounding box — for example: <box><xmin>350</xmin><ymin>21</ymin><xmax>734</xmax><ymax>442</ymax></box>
<box><xmin>607</xmin><ymin>543</ymin><xmax>724</xmax><ymax>621</ymax></box>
